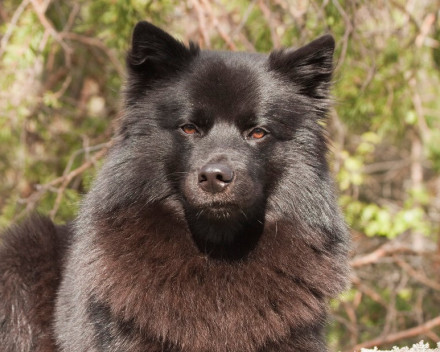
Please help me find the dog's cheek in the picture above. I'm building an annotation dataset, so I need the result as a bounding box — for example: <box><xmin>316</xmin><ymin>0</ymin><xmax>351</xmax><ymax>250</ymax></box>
<box><xmin>181</xmin><ymin>169</ymin><xmax>199</xmax><ymax>205</ymax></box>
<box><xmin>162</xmin><ymin>133</ymin><xmax>192</xmax><ymax>187</ymax></box>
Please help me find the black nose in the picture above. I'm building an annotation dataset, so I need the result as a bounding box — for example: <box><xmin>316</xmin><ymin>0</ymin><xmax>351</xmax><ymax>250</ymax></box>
<box><xmin>198</xmin><ymin>163</ymin><xmax>234</xmax><ymax>193</ymax></box>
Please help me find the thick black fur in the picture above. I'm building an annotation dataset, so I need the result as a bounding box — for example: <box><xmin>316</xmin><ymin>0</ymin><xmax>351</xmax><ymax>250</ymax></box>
<box><xmin>0</xmin><ymin>21</ymin><xmax>350</xmax><ymax>351</ymax></box>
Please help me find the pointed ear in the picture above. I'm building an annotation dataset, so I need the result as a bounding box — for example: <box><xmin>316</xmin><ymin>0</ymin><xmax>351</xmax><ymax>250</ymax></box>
<box><xmin>127</xmin><ymin>21</ymin><xmax>199</xmax><ymax>82</ymax></box>
<box><xmin>268</xmin><ymin>35</ymin><xmax>335</xmax><ymax>99</ymax></box>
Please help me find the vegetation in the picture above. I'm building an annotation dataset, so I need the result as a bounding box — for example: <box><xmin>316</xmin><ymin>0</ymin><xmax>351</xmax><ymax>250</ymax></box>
<box><xmin>1</xmin><ymin>0</ymin><xmax>440</xmax><ymax>350</ymax></box>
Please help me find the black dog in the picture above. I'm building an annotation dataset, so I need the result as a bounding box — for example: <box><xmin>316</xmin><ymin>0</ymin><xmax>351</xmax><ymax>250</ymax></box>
<box><xmin>0</xmin><ymin>21</ymin><xmax>350</xmax><ymax>351</ymax></box>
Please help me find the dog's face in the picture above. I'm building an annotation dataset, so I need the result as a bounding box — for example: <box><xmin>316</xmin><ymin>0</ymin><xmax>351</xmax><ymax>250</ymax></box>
<box><xmin>98</xmin><ymin>22</ymin><xmax>335</xmax><ymax>258</ymax></box>
<box><xmin>170</xmin><ymin>57</ymin><xmax>269</xmax><ymax>222</ymax></box>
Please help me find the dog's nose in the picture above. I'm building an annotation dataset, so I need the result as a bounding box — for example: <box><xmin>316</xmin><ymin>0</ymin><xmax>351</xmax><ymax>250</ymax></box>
<box><xmin>198</xmin><ymin>163</ymin><xmax>234</xmax><ymax>193</ymax></box>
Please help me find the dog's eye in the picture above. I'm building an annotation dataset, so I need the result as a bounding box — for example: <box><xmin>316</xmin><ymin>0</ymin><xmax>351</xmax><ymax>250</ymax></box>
<box><xmin>248</xmin><ymin>128</ymin><xmax>267</xmax><ymax>140</ymax></box>
<box><xmin>181</xmin><ymin>124</ymin><xmax>198</xmax><ymax>135</ymax></box>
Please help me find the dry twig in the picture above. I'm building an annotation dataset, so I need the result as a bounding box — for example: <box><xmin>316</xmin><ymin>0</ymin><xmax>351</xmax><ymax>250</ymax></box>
<box><xmin>352</xmin><ymin>316</ymin><xmax>440</xmax><ymax>351</ymax></box>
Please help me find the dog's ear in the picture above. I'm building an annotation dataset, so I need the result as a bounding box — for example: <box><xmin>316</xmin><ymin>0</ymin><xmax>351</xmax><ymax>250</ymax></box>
<box><xmin>127</xmin><ymin>21</ymin><xmax>199</xmax><ymax>82</ymax></box>
<box><xmin>268</xmin><ymin>35</ymin><xmax>335</xmax><ymax>100</ymax></box>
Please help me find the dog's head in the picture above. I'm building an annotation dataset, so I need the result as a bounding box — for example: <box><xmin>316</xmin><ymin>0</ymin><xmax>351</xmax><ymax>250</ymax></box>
<box><xmin>91</xmin><ymin>21</ymin><xmax>337</xmax><ymax>258</ymax></box>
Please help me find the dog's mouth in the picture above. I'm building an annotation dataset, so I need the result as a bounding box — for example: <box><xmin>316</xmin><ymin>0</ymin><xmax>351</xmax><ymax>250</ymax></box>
<box><xmin>200</xmin><ymin>202</ymin><xmax>242</xmax><ymax>218</ymax></box>
<box><xmin>182</xmin><ymin>198</ymin><xmax>266</xmax><ymax>260</ymax></box>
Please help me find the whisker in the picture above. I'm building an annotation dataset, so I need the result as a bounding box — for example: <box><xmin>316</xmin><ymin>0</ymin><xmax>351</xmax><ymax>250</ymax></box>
<box><xmin>238</xmin><ymin>207</ymin><xmax>248</xmax><ymax>220</ymax></box>
<box><xmin>196</xmin><ymin>209</ymin><xmax>204</xmax><ymax>220</ymax></box>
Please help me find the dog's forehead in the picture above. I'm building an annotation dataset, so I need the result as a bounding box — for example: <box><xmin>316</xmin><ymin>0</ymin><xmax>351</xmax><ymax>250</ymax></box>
<box><xmin>186</xmin><ymin>52</ymin><xmax>265</xmax><ymax>120</ymax></box>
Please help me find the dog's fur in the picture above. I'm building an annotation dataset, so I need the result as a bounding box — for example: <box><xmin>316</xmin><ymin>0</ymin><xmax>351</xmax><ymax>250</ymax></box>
<box><xmin>0</xmin><ymin>22</ymin><xmax>350</xmax><ymax>351</ymax></box>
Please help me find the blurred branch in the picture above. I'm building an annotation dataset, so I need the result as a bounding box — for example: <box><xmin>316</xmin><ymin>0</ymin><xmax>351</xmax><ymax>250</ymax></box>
<box><xmin>18</xmin><ymin>141</ymin><xmax>112</xmax><ymax>219</ymax></box>
<box><xmin>63</xmin><ymin>2</ymin><xmax>80</xmax><ymax>33</ymax></box>
<box><xmin>351</xmin><ymin>243</ymin><xmax>429</xmax><ymax>268</ymax></box>
<box><xmin>393</xmin><ymin>255</ymin><xmax>440</xmax><ymax>291</ymax></box>
<box><xmin>0</xmin><ymin>0</ymin><xmax>30</xmax><ymax>59</ymax></box>
<box><xmin>190</xmin><ymin>0</ymin><xmax>211</xmax><ymax>48</ymax></box>
<box><xmin>363</xmin><ymin>159</ymin><xmax>411</xmax><ymax>174</ymax></box>
<box><xmin>258</xmin><ymin>0</ymin><xmax>281</xmax><ymax>48</ymax></box>
<box><xmin>351</xmin><ymin>275</ymin><xmax>388</xmax><ymax>307</ymax></box>
<box><xmin>351</xmin><ymin>316</ymin><xmax>440</xmax><ymax>351</ymax></box>
<box><xmin>389</xmin><ymin>0</ymin><xmax>421</xmax><ymax>32</ymax></box>
<box><xmin>29</xmin><ymin>0</ymin><xmax>72</xmax><ymax>67</ymax></box>
<box><xmin>333</xmin><ymin>0</ymin><xmax>353</xmax><ymax>72</ymax></box>
<box><xmin>59</xmin><ymin>32</ymin><xmax>125</xmax><ymax>77</ymax></box>
<box><xmin>48</xmin><ymin>144</ymin><xmax>100</xmax><ymax>219</ymax></box>
<box><xmin>199</xmin><ymin>0</ymin><xmax>237</xmax><ymax>50</ymax></box>
<box><xmin>233</xmin><ymin>0</ymin><xmax>258</xmax><ymax>38</ymax></box>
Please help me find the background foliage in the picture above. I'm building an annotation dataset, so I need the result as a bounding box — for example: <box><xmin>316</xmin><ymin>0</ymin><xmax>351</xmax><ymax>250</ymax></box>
<box><xmin>1</xmin><ymin>0</ymin><xmax>440</xmax><ymax>350</ymax></box>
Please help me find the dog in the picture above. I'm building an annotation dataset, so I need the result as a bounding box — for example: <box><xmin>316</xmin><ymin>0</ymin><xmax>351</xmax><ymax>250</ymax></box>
<box><xmin>0</xmin><ymin>21</ymin><xmax>350</xmax><ymax>351</ymax></box>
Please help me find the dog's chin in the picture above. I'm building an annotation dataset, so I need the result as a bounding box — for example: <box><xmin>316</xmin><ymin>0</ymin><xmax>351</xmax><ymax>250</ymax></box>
<box><xmin>183</xmin><ymin>201</ymin><xmax>266</xmax><ymax>260</ymax></box>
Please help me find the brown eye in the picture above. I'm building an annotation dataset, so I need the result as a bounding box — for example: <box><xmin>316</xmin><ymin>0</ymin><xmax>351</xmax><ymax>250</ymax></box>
<box><xmin>249</xmin><ymin>128</ymin><xmax>267</xmax><ymax>140</ymax></box>
<box><xmin>181</xmin><ymin>124</ymin><xmax>198</xmax><ymax>135</ymax></box>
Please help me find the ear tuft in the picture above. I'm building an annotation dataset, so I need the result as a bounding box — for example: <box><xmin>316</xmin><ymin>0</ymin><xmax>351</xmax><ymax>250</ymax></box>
<box><xmin>269</xmin><ymin>35</ymin><xmax>335</xmax><ymax>99</ymax></box>
<box><xmin>127</xmin><ymin>21</ymin><xmax>199</xmax><ymax>80</ymax></box>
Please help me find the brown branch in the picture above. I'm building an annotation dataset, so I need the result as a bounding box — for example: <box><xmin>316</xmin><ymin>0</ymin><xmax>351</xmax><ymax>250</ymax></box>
<box><xmin>415</xmin><ymin>13</ymin><xmax>435</xmax><ymax>47</ymax></box>
<box><xmin>363</xmin><ymin>159</ymin><xmax>411</xmax><ymax>174</ymax></box>
<box><xmin>332</xmin><ymin>0</ymin><xmax>353</xmax><ymax>72</ymax></box>
<box><xmin>258</xmin><ymin>0</ymin><xmax>281</xmax><ymax>48</ymax></box>
<box><xmin>199</xmin><ymin>0</ymin><xmax>237</xmax><ymax>50</ymax></box>
<box><xmin>351</xmin><ymin>244</ymin><xmax>425</xmax><ymax>268</ymax></box>
<box><xmin>190</xmin><ymin>0</ymin><xmax>211</xmax><ymax>48</ymax></box>
<box><xmin>49</xmin><ymin>141</ymin><xmax>107</xmax><ymax>216</ymax></box>
<box><xmin>16</xmin><ymin>142</ymin><xmax>112</xmax><ymax>219</ymax></box>
<box><xmin>351</xmin><ymin>315</ymin><xmax>440</xmax><ymax>351</ymax></box>
<box><xmin>214</xmin><ymin>0</ymin><xmax>255</xmax><ymax>51</ymax></box>
<box><xmin>351</xmin><ymin>275</ymin><xmax>388</xmax><ymax>307</ymax></box>
<box><xmin>343</xmin><ymin>299</ymin><xmax>359</xmax><ymax>346</ymax></box>
<box><xmin>0</xmin><ymin>0</ymin><xmax>30</xmax><ymax>59</ymax></box>
<box><xmin>60</xmin><ymin>32</ymin><xmax>125</xmax><ymax>77</ymax></box>
<box><xmin>389</xmin><ymin>0</ymin><xmax>421</xmax><ymax>32</ymax></box>
<box><xmin>63</xmin><ymin>2</ymin><xmax>80</xmax><ymax>33</ymax></box>
<box><xmin>29</xmin><ymin>0</ymin><xmax>72</xmax><ymax>67</ymax></box>
<box><xmin>393</xmin><ymin>256</ymin><xmax>440</xmax><ymax>291</ymax></box>
<box><xmin>48</xmin><ymin>142</ymin><xmax>111</xmax><ymax>220</ymax></box>
<box><xmin>49</xmin><ymin>141</ymin><xmax>111</xmax><ymax>189</ymax></box>
<box><xmin>233</xmin><ymin>0</ymin><xmax>258</xmax><ymax>38</ymax></box>
<box><xmin>425</xmin><ymin>329</ymin><xmax>440</xmax><ymax>342</ymax></box>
